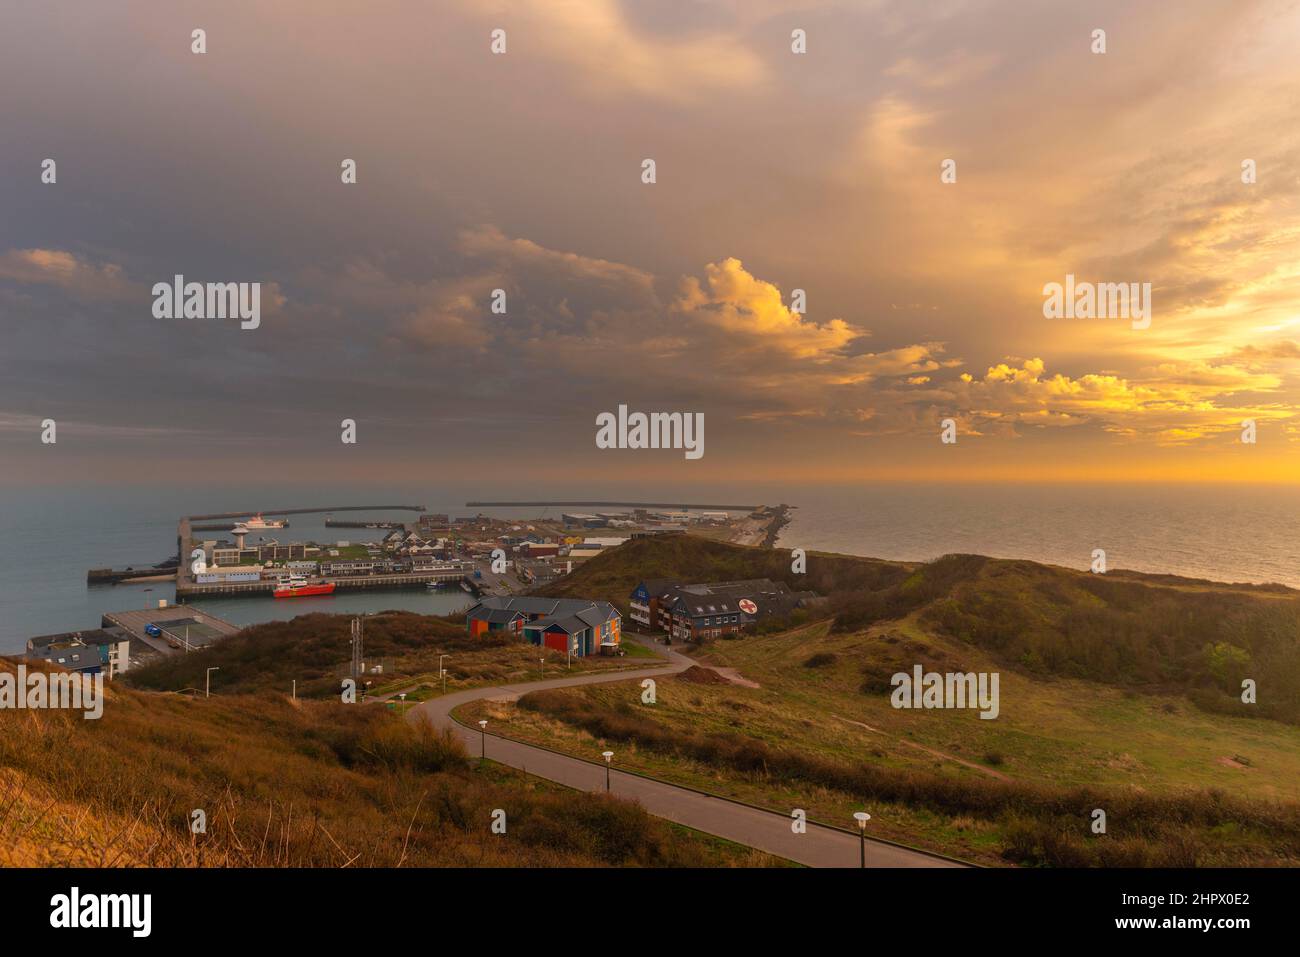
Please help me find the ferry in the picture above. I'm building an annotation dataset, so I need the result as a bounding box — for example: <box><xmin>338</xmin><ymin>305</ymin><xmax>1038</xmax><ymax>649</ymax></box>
<box><xmin>244</xmin><ymin>512</ymin><xmax>288</xmax><ymax>530</ymax></box>
<box><xmin>273</xmin><ymin>575</ymin><xmax>336</xmax><ymax>599</ymax></box>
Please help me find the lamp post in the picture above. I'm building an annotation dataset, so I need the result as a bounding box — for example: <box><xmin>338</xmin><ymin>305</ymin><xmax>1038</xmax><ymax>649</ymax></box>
<box><xmin>539</xmin><ymin>656</ymin><xmax>545</xmax><ymax>676</ymax></box>
<box><xmin>439</xmin><ymin>654</ymin><xmax>449</xmax><ymax>694</ymax></box>
<box><xmin>205</xmin><ymin>667</ymin><xmax>219</xmax><ymax>698</ymax></box>
<box><xmin>478</xmin><ymin>719</ymin><xmax>488</xmax><ymax>759</ymax></box>
<box><xmin>602</xmin><ymin>750</ymin><xmax>614</xmax><ymax>791</ymax></box>
<box><xmin>853</xmin><ymin>811</ymin><xmax>871</xmax><ymax>868</ymax></box>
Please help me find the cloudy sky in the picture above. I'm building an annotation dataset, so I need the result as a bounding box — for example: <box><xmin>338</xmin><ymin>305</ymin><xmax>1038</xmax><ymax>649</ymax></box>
<box><xmin>3</xmin><ymin>0</ymin><xmax>1300</xmax><ymax>486</ymax></box>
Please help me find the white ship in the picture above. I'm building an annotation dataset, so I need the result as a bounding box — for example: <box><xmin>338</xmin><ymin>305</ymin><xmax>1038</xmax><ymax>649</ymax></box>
<box><xmin>243</xmin><ymin>512</ymin><xmax>287</xmax><ymax>529</ymax></box>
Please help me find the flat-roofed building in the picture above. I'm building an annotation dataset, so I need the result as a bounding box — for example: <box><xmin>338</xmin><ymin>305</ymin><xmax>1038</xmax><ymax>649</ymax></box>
<box><xmin>562</xmin><ymin>512</ymin><xmax>607</xmax><ymax>528</ymax></box>
<box><xmin>26</xmin><ymin>627</ymin><xmax>131</xmax><ymax>678</ymax></box>
<box><xmin>196</xmin><ymin>565</ymin><xmax>265</xmax><ymax>584</ymax></box>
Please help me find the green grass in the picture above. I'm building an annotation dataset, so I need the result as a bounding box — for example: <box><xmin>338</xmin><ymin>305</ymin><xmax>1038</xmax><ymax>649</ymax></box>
<box><xmin>617</xmin><ymin>637</ymin><xmax>661</xmax><ymax>658</ymax></box>
<box><xmin>454</xmin><ymin>616</ymin><xmax>1300</xmax><ymax>866</ymax></box>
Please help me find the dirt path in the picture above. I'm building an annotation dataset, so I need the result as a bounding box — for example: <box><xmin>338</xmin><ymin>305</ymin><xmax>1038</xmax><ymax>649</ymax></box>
<box><xmin>831</xmin><ymin>713</ymin><xmax>1011</xmax><ymax>781</ymax></box>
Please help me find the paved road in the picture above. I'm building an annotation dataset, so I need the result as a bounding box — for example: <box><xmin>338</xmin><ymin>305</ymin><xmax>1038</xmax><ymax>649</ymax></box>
<box><xmin>409</xmin><ymin>639</ymin><xmax>965</xmax><ymax>868</ymax></box>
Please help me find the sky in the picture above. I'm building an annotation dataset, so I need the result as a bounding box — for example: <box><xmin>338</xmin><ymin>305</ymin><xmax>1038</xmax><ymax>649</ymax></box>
<box><xmin>2</xmin><ymin>0</ymin><xmax>1300</xmax><ymax>486</ymax></box>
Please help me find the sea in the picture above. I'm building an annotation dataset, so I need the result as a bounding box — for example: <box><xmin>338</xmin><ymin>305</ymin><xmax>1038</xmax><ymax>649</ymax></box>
<box><xmin>1</xmin><ymin>481</ymin><xmax>1297</xmax><ymax>653</ymax></box>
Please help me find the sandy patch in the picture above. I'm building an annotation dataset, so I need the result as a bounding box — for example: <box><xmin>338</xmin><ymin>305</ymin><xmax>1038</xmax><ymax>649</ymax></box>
<box><xmin>711</xmin><ymin>667</ymin><xmax>760</xmax><ymax>689</ymax></box>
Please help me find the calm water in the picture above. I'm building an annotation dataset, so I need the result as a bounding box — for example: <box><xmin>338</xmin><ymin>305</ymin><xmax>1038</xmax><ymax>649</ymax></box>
<box><xmin>775</xmin><ymin>483</ymin><xmax>1300</xmax><ymax>587</ymax></box>
<box><xmin>1</xmin><ymin>482</ymin><xmax>1297</xmax><ymax>653</ymax></box>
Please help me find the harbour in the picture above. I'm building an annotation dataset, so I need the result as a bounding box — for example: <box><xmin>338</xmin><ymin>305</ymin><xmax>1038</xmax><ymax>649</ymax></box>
<box><xmin>12</xmin><ymin>481</ymin><xmax>1298</xmax><ymax>656</ymax></box>
<box><xmin>177</xmin><ymin>567</ymin><xmax>479</xmax><ymax>598</ymax></box>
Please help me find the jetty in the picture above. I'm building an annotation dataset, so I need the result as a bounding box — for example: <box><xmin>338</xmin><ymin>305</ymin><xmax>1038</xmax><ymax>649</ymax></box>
<box><xmin>465</xmin><ymin>500</ymin><xmax>761</xmax><ymax>510</ymax></box>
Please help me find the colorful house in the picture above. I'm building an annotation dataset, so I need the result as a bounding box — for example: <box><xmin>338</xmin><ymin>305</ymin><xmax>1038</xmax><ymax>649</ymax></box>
<box><xmin>465</xmin><ymin>596</ymin><xmax>621</xmax><ymax>655</ymax></box>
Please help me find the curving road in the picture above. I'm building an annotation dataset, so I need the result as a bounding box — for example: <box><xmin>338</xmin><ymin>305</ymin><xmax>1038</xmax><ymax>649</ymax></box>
<box><xmin>408</xmin><ymin>638</ymin><xmax>966</xmax><ymax>868</ymax></box>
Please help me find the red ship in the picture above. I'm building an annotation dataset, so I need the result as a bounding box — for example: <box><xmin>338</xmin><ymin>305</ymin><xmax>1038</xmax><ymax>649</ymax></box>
<box><xmin>273</xmin><ymin>575</ymin><xmax>336</xmax><ymax>599</ymax></box>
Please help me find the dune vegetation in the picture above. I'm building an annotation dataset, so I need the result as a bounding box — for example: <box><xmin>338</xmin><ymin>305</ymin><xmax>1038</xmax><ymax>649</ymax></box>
<box><xmin>468</xmin><ymin>536</ymin><xmax>1300</xmax><ymax>865</ymax></box>
<box><xmin>1</xmin><ymin>657</ymin><xmax>778</xmax><ymax>867</ymax></box>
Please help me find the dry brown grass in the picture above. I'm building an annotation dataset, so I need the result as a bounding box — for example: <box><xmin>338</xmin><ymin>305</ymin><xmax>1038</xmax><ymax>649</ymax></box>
<box><xmin>0</xmin><ymin>658</ymin><xmax>776</xmax><ymax>868</ymax></box>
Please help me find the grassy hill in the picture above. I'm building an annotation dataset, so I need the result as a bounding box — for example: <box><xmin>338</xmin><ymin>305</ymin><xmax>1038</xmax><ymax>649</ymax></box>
<box><xmin>125</xmin><ymin>610</ymin><xmax>475</xmax><ymax>698</ymax></box>
<box><xmin>467</xmin><ymin>621</ymin><xmax>1300</xmax><ymax>866</ymax></box>
<box><xmin>539</xmin><ymin>534</ymin><xmax>912</xmax><ymax>611</ymax></box>
<box><xmin>34</xmin><ymin>535</ymin><xmax>1294</xmax><ymax>868</ymax></box>
<box><xmin>0</xmin><ymin>658</ymin><xmax>776</xmax><ymax>867</ymax></box>
<box><xmin>918</xmin><ymin>556</ymin><xmax>1300</xmax><ymax>722</ymax></box>
<box><xmin>547</xmin><ymin>537</ymin><xmax>1300</xmax><ymax>725</ymax></box>
<box><xmin>451</xmin><ymin>535</ymin><xmax>1300</xmax><ymax>865</ymax></box>
<box><xmin>124</xmin><ymin>610</ymin><xmax>652</xmax><ymax>705</ymax></box>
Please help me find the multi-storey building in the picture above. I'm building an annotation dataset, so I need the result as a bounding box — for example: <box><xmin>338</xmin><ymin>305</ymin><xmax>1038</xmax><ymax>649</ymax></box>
<box><xmin>629</xmin><ymin>578</ymin><xmax>817</xmax><ymax>641</ymax></box>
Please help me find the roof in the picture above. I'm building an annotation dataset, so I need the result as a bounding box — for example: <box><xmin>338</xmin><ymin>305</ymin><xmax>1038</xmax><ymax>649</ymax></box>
<box><xmin>473</xmin><ymin>608</ymin><xmax>527</xmax><ymax>625</ymax></box>
<box><xmin>27</xmin><ymin>627</ymin><xmax>126</xmax><ymax>652</ymax></box>
<box><xmin>631</xmin><ymin>578</ymin><xmax>678</xmax><ymax>598</ymax></box>
<box><xmin>525</xmin><ymin>615</ymin><xmax>588</xmax><ymax>635</ymax></box>
<box><xmin>469</xmin><ymin>596</ymin><xmax>620</xmax><ymax>628</ymax></box>
<box><xmin>659</xmin><ymin>578</ymin><xmax>809</xmax><ymax>620</ymax></box>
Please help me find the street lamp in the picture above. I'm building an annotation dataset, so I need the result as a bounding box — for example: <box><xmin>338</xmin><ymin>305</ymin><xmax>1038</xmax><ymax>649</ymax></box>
<box><xmin>602</xmin><ymin>750</ymin><xmax>614</xmax><ymax>791</ymax></box>
<box><xmin>853</xmin><ymin>811</ymin><xmax>871</xmax><ymax>868</ymax></box>
<box><xmin>205</xmin><ymin>667</ymin><xmax>219</xmax><ymax>698</ymax></box>
<box><xmin>539</xmin><ymin>656</ymin><xmax>545</xmax><ymax>676</ymax></box>
<box><xmin>478</xmin><ymin>719</ymin><xmax>488</xmax><ymax>759</ymax></box>
<box><xmin>439</xmin><ymin>654</ymin><xmax>449</xmax><ymax>693</ymax></box>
